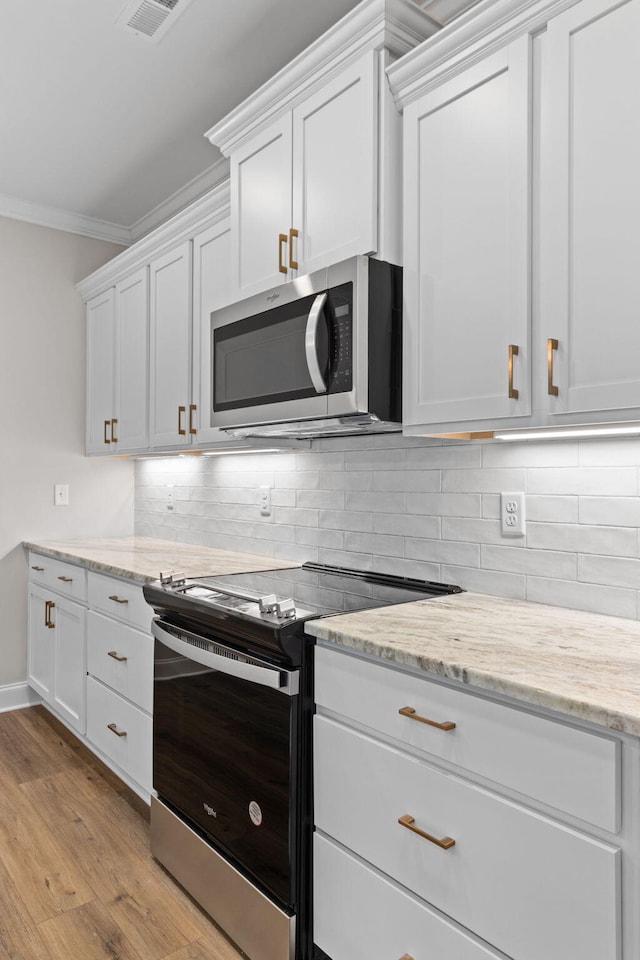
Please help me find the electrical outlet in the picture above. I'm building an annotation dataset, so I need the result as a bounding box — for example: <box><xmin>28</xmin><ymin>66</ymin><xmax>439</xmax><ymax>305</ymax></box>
<box><xmin>501</xmin><ymin>492</ymin><xmax>525</xmax><ymax>537</ymax></box>
<box><xmin>54</xmin><ymin>484</ymin><xmax>69</xmax><ymax>506</ymax></box>
<box><xmin>166</xmin><ymin>484</ymin><xmax>175</xmax><ymax>512</ymax></box>
<box><xmin>258</xmin><ymin>485</ymin><xmax>272</xmax><ymax>517</ymax></box>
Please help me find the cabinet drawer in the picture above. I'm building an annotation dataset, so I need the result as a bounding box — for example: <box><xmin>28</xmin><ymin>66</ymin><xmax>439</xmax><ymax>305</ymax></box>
<box><xmin>315</xmin><ymin>716</ymin><xmax>620</xmax><ymax>960</ymax></box>
<box><xmin>87</xmin><ymin>611</ymin><xmax>153</xmax><ymax>714</ymax></box>
<box><xmin>315</xmin><ymin>645</ymin><xmax>619</xmax><ymax>831</ymax></box>
<box><xmin>88</xmin><ymin>572</ymin><xmax>152</xmax><ymax>633</ymax></box>
<box><xmin>86</xmin><ymin>676</ymin><xmax>152</xmax><ymax>793</ymax></box>
<box><xmin>314</xmin><ymin>833</ymin><xmax>501</xmax><ymax>960</ymax></box>
<box><xmin>28</xmin><ymin>552</ymin><xmax>87</xmax><ymax>602</ymax></box>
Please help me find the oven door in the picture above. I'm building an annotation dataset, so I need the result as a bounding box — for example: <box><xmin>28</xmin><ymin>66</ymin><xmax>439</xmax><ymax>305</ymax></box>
<box><xmin>152</xmin><ymin>618</ymin><xmax>300</xmax><ymax>909</ymax></box>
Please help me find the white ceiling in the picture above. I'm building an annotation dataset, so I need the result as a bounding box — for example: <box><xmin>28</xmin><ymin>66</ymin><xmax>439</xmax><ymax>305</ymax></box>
<box><xmin>0</xmin><ymin>0</ymin><xmax>478</xmax><ymax>244</ymax></box>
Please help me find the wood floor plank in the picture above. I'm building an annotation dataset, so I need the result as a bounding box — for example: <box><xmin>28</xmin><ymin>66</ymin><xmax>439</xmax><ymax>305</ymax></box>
<box><xmin>0</xmin><ymin>706</ymin><xmax>246</xmax><ymax>960</ymax></box>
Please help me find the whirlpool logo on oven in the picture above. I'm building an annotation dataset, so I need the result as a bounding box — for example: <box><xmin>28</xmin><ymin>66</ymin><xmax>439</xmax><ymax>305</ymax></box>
<box><xmin>203</xmin><ymin>802</ymin><xmax>218</xmax><ymax>818</ymax></box>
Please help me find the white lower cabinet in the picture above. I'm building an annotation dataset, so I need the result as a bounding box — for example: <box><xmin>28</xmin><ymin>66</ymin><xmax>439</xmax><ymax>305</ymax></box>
<box><xmin>314</xmin><ymin>645</ymin><xmax>625</xmax><ymax>960</ymax></box>
<box><xmin>28</xmin><ymin>555</ymin><xmax>153</xmax><ymax>801</ymax></box>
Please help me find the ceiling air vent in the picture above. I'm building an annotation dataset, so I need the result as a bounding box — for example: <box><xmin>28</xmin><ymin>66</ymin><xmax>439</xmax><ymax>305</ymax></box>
<box><xmin>115</xmin><ymin>0</ymin><xmax>194</xmax><ymax>42</ymax></box>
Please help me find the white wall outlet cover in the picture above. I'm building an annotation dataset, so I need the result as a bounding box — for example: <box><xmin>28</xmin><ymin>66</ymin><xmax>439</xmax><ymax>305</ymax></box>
<box><xmin>258</xmin><ymin>485</ymin><xmax>272</xmax><ymax>517</ymax></box>
<box><xmin>500</xmin><ymin>491</ymin><xmax>525</xmax><ymax>537</ymax></box>
<box><xmin>54</xmin><ymin>484</ymin><xmax>69</xmax><ymax>506</ymax></box>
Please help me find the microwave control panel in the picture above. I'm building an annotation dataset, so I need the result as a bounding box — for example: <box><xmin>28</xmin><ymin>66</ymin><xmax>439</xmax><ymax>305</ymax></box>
<box><xmin>328</xmin><ymin>284</ymin><xmax>353</xmax><ymax>394</ymax></box>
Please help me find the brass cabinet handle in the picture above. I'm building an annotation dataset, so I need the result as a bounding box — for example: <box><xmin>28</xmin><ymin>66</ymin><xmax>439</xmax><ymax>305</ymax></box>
<box><xmin>288</xmin><ymin>227</ymin><xmax>299</xmax><ymax>270</ymax></box>
<box><xmin>547</xmin><ymin>338</ymin><xmax>559</xmax><ymax>396</ymax></box>
<box><xmin>31</xmin><ymin>565</ymin><xmax>45</xmax><ymax>572</ymax></box>
<box><xmin>178</xmin><ymin>405</ymin><xmax>186</xmax><ymax>436</ymax></box>
<box><xmin>107</xmin><ymin>650</ymin><xmax>128</xmax><ymax>662</ymax></box>
<box><xmin>57</xmin><ymin>576</ymin><xmax>73</xmax><ymax>583</ymax></box>
<box><xmin>104</xmin><ymin>419</ymin><xmax>111</xmax><ymax>444</ymax></box>
<box><xmin>107</xmin><ymin>723</ymin><xmax>127</xmax><ymax>738</ymax></box>
<box><xmin>508</xmin><ymin>344</ymin><xmax>519</xmax><ymax>399</ymax></box>
<box><xmin>44</xmin><ymin>600</ymin><xmax>55</xmax><ymax>629</ymax></box>
<box><xmin>398</xmin><ymin>705</ymin><xmax>456</xmax><ymax>731</ymax></box>
<box><xmin>398</xmin><ymin>813</ymin><xmax>455</xmax><ymax>850</ymax></box>
<box><xmin>188</xmin><ymin>403</ymin><xmax>197</xmax><ymax>435</ymax></box>
<box><xmin>108</xmin><ymin>595</ymin><xmax>129</xmax><ymax>605</ymax></box>
<box><xmin>278</xmin><ymin>233</ymin><xmax>288</xmax><ymax>274</ymax></box>
<box><xmin>111</xmin><ymin>418</ymin><xmax>118</xmax><ymax>443</ymax></box>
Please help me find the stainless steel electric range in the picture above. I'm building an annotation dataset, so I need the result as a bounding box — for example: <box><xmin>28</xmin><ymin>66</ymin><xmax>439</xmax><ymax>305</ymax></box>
<box><xmin>143</xmin><ymin>562</ymin><xmax>462</xmax><ymax>960</ymax></box>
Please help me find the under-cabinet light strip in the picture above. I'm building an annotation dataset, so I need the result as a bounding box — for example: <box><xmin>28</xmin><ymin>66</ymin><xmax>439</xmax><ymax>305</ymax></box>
<box><xmin>495</xmin><ymin>424</ymin><xmax>640</xmax><ymax>441</ymax></box>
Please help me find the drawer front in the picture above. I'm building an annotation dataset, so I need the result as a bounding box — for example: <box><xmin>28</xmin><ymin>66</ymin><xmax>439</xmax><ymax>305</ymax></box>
<box><xmin>314</xmin><ymin>833</ymin><xmax>501</xmax><ymax>960</ymax></box>
<box><xmin>28</xmin><ymin>552</ymin><xmax>87</xmax><ymax>602</ymax></box>
<box><xmin>86</xmin><ymin>676</ymin><xmax>152</xmax><ymax>793</ymax></box>
<box><xmin>315</xmin><ymin>645</ymin><xmax>620</xmax><ymax>831</ymax></box>
<box><xmin>88</xmin><ymin>571</ymin><xmax>152</xmax><ymax>633</ymax></box>
<box><xmin>87</xmin><ymin>611</ymin><xmax>153</xmax><ymax>714</ymax></box>
<box><xmin>315</xmin><ymin>716</ymin><xmax>620</xmax><ymax>960</ymax></box>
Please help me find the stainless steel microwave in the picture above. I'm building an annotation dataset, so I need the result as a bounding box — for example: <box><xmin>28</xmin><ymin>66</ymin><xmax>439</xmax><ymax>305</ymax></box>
<box><xmin>211</xmin><ymin>256</ymin><xmax>402</xmax><ymax>439</ymax></box>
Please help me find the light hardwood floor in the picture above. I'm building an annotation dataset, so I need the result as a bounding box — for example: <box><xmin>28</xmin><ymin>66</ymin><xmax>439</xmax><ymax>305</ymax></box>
<box><xmin>0</xmin><ymin>705</ymin><xmax>245</xmax><ymax>960</ymax></box>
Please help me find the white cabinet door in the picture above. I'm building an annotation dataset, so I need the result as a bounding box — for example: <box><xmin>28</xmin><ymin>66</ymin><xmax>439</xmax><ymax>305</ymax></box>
<box><xmin>540</xmin><ymin>0</ymin><xmax>640</xmax><ymax>417</ymax></box>
<box><xmin>149</xmin><ymin>241</ymin><xmax>193</xmax><ymax>447</ymax></box>
<box><xmin>115</xmin><ymin>268</ymin><xmax>149</xmax><ymax>452</ymax></box>
<box><xmin>291</xmin><ymin>52</ymin><xmax>378</xmax><ymax>276</ymax></box>
<box><xmin>230</xmin><ymin>115</ymin><xmax>293</xmax><ymax>298</ymax></box>
<box><xmin>86</xmin><ymin>288</ymin><xmax>116</xmax><ymax>453</ymax></box>
<box><xmin>403</xmin><ymin>38</ymin><xmax>532</xmax><ymax>430</ymax></box>
<box><xmin>192</xmin><ymin>219</ymin><xmax>232</xmax><ymax>444</ymax></box>
<box><xmin>52</xmin><ymin>596</ymin><xmax>86</xmax><ymax>734</ymax></box>
<box><xmin>28</xmin><ymin>585</ymin><xmax>54</xmax><ymax>702</ymax></box>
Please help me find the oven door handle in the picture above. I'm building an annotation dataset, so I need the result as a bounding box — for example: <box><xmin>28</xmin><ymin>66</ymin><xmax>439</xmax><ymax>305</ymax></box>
<box><xmin>152</xmin><ymin>621</ymin><xmax>299</xmax><ymax>696</ymax></box>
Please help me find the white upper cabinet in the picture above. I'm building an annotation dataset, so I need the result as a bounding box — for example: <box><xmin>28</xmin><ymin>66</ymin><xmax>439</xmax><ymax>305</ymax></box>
<box><xmin>540</xmin><ymin>0</ymin><xmax>640</xmax><ymax>420</ymax></box>
<box><xmin>86</xmin><ymin>288</ymin><xmax>116</xmax><ymax>453</ymax></box>
<box><xmin>207</xmin><ymin>0</ymin><xmax>440</xmax><ymax>299</ymax></box>
<box><xmin>149</xmin><ymin>241</ymin><xmax>193</xmax><ymax>448</ymax></box>
<box><xmin>115</xmin><ymin>268</ymin><xmax>149</xmax><ymax>452</ymax></box>
<box><xmin>402</xmin><ymin>38</ymin><xmax>532</xmax><ymax>430</ymax></box>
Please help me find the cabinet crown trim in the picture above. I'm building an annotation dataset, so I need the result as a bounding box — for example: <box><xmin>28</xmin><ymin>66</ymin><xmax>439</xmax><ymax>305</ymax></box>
<box><xmin>205</xmin><ymin>0</ymin><xmax>440</xmax><ymax>156</ymax></box>
<box><xmin>388</xmin><ymin>0</ymin><xmax>583</xmax><ymax>107</ymax></box>
<box><xmin>76</xmin><ymin>180</ymin><xmax>231</xmax><ymax>301</ymax></box>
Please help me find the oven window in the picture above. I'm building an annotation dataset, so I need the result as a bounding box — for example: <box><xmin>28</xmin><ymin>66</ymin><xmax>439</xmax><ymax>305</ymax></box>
<box><xmin>213</xmin><ymin>294</ymin><xmax>329</xmax><ymax>410</ymax></box>
<box><xmin>153</xmin><ymin>639</ymin><xmax>297</xmax><ymax>909</ymax></box>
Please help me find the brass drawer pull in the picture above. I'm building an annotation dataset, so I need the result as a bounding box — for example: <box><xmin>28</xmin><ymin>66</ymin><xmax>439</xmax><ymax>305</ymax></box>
<box><xmin>398</xmin><ymin>956</ymin><xmax>415</xmax><ymax>960</ymax></box>
<box><xmin>57</xmin><ymin>576</ymin><xmax>73</xmax><ymax>583</ymax></box>
<box><xmin>104</xmin><ymin>419</ymin><xmax>111</xmax><ymax>444</ymax></box>
<box><xmin>108</xmin><ymin>595</ymin><xmax>129</xmax><ymax>605</ymax></box>
<box><xmin>398</xmin><ymin>813</ymin><xmax>455</xmax><ymax>850</ymax></box>
<box><xmin>278</xmin><ymin>233</ymin><xmax>288</xmax><ymax>274</ymax></box>
<box><xmin>31</xmin><ymin>565</ymin><xmax>45</xmax><ymax>572</ymax></box>
<box><xmin>547</xmin><ymin>338</ymin><xmax>559</xmax><ymax>396</ymax></box>
<box><xmin>508</xmin><ymin>343</ymin><xmax>519</xmax><ymax>399</ymax></box>
<box><xmin>188</xmin><ymin>403</ymin><xmax>197</xmax><ymax>435</ymax></box>
<box><xmin>399</xmin><ymin>705</ymin><xmax>456</xmax><ymax>731</ymax></box>
<box><xmin>111</xmin><ymin>418</ymin><xmax>118</xmax><ymax>443</ymax></box>
<box><xmin>107</xmin><ymin>650</ymin><xmax>128</xmax><ymax>662</ymax></box>
<box><xmin>44</xmin><ymin>600</ymin><xmax>55</xmax><ymax>629</ymax></box>
<box><xmin>288</xmin><ymin>227</ymin><xmax>299</xmax><ymax>270</ymax></box>
<box><xmin>107</xmin><ymin>723</ymin><xmax>127</xmax><ymax>738</ymax></box>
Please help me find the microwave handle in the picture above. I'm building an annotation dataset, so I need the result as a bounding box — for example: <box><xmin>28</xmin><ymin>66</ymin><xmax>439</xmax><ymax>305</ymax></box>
<box><xmin>305</xmin><ymin>293</ymin><xmax>328</xmax><ymax>394</ymax></box>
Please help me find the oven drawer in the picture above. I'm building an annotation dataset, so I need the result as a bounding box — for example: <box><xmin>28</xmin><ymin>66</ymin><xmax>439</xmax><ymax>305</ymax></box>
<box><xmin>88</xmin><ymin>571</ymin><xmax>152</xmax><ymax>632</ymax></box>
<box><xmin>87</xmin><ymin>611</ymin><xmax>153</xmax><ymax>714</ymax></box>
<box><xmin>314</xmin><ymin>645</ymin><xmax>619</xmax><ymax>832</ymax></box>
<box><xmin>314</xmin><ymin>833</ymin><xmax>502</xmax><ymax>960</ymax></box>
<box><xmin>28</xmin><ymin>552</ymin><xmax>87</xmax><ymax>602</ymax></box>
<box><xmin>86</xmin><ymin>676</ymin><xmax>152</xmax><ymax>793</ymax></box>
<box><xmin>314</xmin><ymin>716</ymin><xmax>620</xmax><ymax>960</ymax></box>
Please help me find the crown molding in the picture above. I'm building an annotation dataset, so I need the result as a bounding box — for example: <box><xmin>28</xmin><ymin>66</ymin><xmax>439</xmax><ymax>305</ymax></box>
<box><xmin>205</xmin><ymin>0</ymin><xmax>440</xmax><ymax>157</ymax></box>
<box><xmin>0</xmin><ymin>193</ymin><xmax>133</xmax><ymax>245</ymax></box>
<box><xmin>388</xmin><ymin>0</ymin><xmax>582</xmax><ymax>107</ymax></box>
<box><xmin>75</xmin><ymin>178</ymin><xmax>231</xmax><ymax>300</ymax></box>
<box><xmin>129</xmin><ymin>156</ymin><xmax>230</xmax><ymax>242</ymax></box>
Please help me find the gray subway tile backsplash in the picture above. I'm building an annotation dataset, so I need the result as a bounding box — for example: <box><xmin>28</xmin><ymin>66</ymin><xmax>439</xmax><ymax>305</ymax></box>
<box><xmin>135</xmin><ymin>435</ymin><xmax>640</xmax><ymax>621</ymax></box>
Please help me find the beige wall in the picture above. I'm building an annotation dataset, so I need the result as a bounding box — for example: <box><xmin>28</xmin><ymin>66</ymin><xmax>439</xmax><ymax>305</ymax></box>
<box><xmin>0</xmin><ymin>216</ymin><xmax>134</xmax><ymax>686</ymax></box>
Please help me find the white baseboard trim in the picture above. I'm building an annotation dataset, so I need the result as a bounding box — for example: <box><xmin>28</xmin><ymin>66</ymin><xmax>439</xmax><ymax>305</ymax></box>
<box><xmin>0</xmin><ymin>682</ymin><xmax>42</xmax><ymax>713</ymax></box>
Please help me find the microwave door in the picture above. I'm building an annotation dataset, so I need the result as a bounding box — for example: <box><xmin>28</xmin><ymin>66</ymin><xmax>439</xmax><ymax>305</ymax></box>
<box><xmin>212</xmin><ymin>292</ymin><xmax>329</xmax><ymax>429</ymax></box>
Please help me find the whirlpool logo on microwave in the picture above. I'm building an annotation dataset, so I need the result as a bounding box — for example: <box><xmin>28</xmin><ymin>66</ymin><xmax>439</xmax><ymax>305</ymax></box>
<box><xmin>266</xmin><ymin>293</ymin><xmax>280</xmax><ymax>303</ymax></box>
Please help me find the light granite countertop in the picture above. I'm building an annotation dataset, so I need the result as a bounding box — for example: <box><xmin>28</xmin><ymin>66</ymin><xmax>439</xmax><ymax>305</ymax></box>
<box><xmin>23</xmin><ymin>536</ymin><xmax>296</xmax><ymax>584</ymax></box>
<box><xmin>305</xmin><ymin>591</ymin><xmax>640</xmax><ymax>737</ymax></box>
